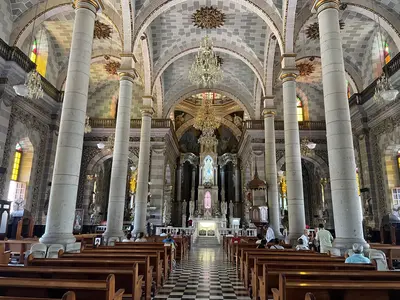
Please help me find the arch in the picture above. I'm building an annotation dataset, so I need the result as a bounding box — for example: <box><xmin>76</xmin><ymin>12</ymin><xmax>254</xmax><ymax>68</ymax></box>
<box><xmin>264</xmin><ymin>35</ymin><xmax>278</xmax><ymax>96</ymax></box>
<box><xmin>87</xmin><ymin>149</ymin><xmax>139</xmax><ymax>175</ymax></box>
<box><xmin>11</xmin><ymin>1</ymin><xmax>123</xmax><ymax>50</ymax></box>
<box><xmin>176</xmin><ymin>118</ymin><xmax>242</xmax><ymax>142</ymax></box>
<box><xmin>133</xmin><ymin>0</ymin><xmax>284</xmax><ymax>54</ymax></box>
<box><xmin>165</xmin><ymin>87</ymin><xmax>254</xmax><ymax>120</ymax></box>
<box><xmin>294</xmin><ymin>1</ymin><xmax>400</xmax><ymax>53</ymax></box>
<box><xmin>141</xmin><ymin>35</ymin><xmax>152</xmax><ymax>95</ymax></box>
<box><xmin>152</xmin><ymin>45</ymin><xmax>265</xmax><ymax>96</ymax></box>
<box><xmin>277</xmin><ymin>153</ymin><xmax>329</xmax><ymax>179</ymax></box>
<box><xmin>283</xmin><ymin>0</ymin><xmax>298</xmax><ymax>53</ymax></box>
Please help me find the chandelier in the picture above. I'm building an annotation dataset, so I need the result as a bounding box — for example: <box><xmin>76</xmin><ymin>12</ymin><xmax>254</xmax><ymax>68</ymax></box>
<box><xmin>189</xmin><ymin>36</ymin><xmax>223</xmax><ymax>88</ymax></box>
<box><xmin>84</xmin><ymin>115</ymin><xmax>92</xmax><ymax>133</ymax></box>
<box><xmin>374</xmin><ymin>73</ymin><xmax>399</xmax><ymax>103</ymax></box>
<box><xmin>193</xmin><ymin>96</ymin><xmax>220</xmax><ymax>132</ymax></box>
<box><xmin>300</xmin><ymin>138</ymin><xmax>316</xmax><ymax>156</ymax></box>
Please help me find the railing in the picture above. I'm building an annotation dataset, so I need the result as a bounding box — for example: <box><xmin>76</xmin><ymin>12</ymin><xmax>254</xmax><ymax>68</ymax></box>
<box><xmin>155</xmin><ymin>227</ymin><xmax>196</xmax><ymax>236</ymax></box>
<box><xmin>0</xmin><ymin>38</ymin><xmax>63</xmax><ymax>102</ymax></box>
<box><xmin>349</xmin><ymin>52</ymin><xmax>400</xmax><ymax>106</ymax></box>
<box><xmin>89</xmin><ymin>118</ymin><xmax>174</xmax><ymax>129</ymax></box>
<box><xmin>242</xmin><ymin>120</ymin><xmax>326</xmax><ymax>131</ymax></box>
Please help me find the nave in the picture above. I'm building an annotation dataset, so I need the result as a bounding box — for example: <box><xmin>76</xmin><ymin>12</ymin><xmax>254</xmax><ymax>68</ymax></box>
<box><xmin>155</xmin><ymin>241</ymin><xmax>250</xmax><ymax>300</ymax></box>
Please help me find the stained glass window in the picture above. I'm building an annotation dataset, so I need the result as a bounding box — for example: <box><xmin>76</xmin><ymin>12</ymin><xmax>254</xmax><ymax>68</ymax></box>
<box><xmin>297</xmin><ymin>97</ymin><xmax>304</xmax><ymax>122</ymax></box>
<box><xmin>384</xmin><ymin>42</ymin><xmax>391</xmax><ymax>64</ymax></box>
<box><xmin>204</xmin><ymin>191</ymin><xmax>211</xmax><ymax>209</ymax></box>
<box><xmin>11</xmin><ymin>143</ymin><xmax>22</xmax><ymax>181</ymax></box>
<box><xmin>30</xmin><ymin>40</ymin><xmax>38</xmax><ymax>64</ymax></box>
<box><xmin>397</xmin><ymin>150</ymin><xmax>400</xmax><ymax>179</ymax></box>
<box><xmin>346</xmin><ymin>80</ymin><xmax>351</xmax><ymax>99</ymax></box>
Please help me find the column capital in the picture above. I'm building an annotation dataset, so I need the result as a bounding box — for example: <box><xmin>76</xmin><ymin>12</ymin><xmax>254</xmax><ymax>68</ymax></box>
<box><xmin>73</xmin><ymin>0</ymin><xmax>104</xmax><ymax>12</ymax></box>
<box><xmin>118</xmin><ymin>70</ymin><xmax>137</xmax><ymax>82</ymax></box>
<box><xmin>280</xmin><ymin>69</ymin><xmax>298</xmax><ymax>82</ymax></box>
<box><xmin>312</xmin><ymin>0</ymin><xmax>339</xmax><ymax>13</ymax></box>
<box><xmin>262</xmin><ymin>109</ymin><xmax>276</xmax><ymax>118</ymax></box>
<box><xmin>140</xmin><ymin>107</ymin><xmax>155</xmax><ymax>117</ymax></box>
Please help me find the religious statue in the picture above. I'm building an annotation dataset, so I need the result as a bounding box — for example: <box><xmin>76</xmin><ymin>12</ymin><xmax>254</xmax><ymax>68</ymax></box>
<box><xmin>229</xmin><ymin>200</ymin><xmax>234</xmax><ymax>216</ymax></box>
<box><xmin>221</xmin><ymin>201</ymin><xmax>227</xmax><ymax>216</ymax></box>
<box><xmin>175</xmin><ymin>113</ymin><xmax>185</xmax><ymax>129</ymax></box>
<box><xmin>203</xmin><ymin>157</ymin><xmax>214</xmax><ymax>185</ymax></box>
<box><xmin>182</xmin><ymin>200</ymin><xmax>187</xmax><ymax>215</ymax></box>
<box><xmin>163</xmin><ymin>197</ymin><xmax>171</xmax><ymax>225</ymax></box>
<box><xmin>130</xmin><ymin>169</ymin><xmax>138</xmax><ymax>194</ymax></box>
<box><xmin>233</xmin><ymin>114</ymin><xmax>243</xmax><ymax>128</ymax></box>
<box><xmin>189</xmin><ymin>200</ymin><xmax>195</xmax><ymax>217</ymax></box>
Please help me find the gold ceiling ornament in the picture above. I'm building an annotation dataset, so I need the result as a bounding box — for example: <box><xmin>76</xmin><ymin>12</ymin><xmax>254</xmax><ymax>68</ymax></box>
<box><xmin>93</xmin><ymin>20</ymin><xmax>112</xmax><ymax>39</ymax></box>
<box><xmin>193</xmin><ymin>95</ymin><xmax>220</xmax><ymax>133</ymax></box>
<box><xmin>305</xmin><ymin>19</ymin><xmax>344</xmax><ymax>40</ymax></box>
<box><xmin>296</xmin><ymin>62</ymin><xmax>315</xmax><ymax>77</ymax></box>
<box><xmin>192</xmin><ymin>6</ymin><xmax>226</xmax><ymax>29</ymax></box>
<box><xmin>104</xmin><ymin>60</ymin><xmax>121</xmax><ymax>75</ymax></box>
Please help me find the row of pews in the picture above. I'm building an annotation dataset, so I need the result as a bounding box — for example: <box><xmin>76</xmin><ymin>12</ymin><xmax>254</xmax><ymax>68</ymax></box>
<box><xmin>0</xmin><ymin>235</ymin><xmax>189</xmax><ymax>300</ymax></box>
<box><xmin>224</xmin><ymin>236</ymin><xmax>400</xmax><ymax>300</ymax></box>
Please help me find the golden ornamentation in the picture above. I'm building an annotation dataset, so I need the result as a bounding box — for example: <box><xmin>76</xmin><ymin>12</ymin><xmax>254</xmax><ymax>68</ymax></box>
<box><xmin>263</xmin><ymin>110</ymin><xmax>276</xmax><ymax>117</ymax></box>
<box><xmin>280</xmin><ymin>72</ymin><xmax>298</xmax><ymax>81</ymax></box>
<box><xmin>93</xmin><ymin>20</ymin><xmax>112</xmax><ymax>40</ymax></box>
<box><xmin>104</xmin><ymin>60</ymin><xmax>121</xmax><ymax>75</ymax></box>
<box><xmin>306</xmin><ymin>19</ymin><xmax>344</xmax><ymax>40</ymax></box>
<box><xmin>192</xmin><ymin>6</ymin><xmax>226</xmax><ymax>29</ymax></box>
<box><xmin>297</xmin><ymin>62</ymin><xmax>315</xmax><ymax>77</ymax></box>
<box><xmin>314</xmin><ymin>0</ymin><xmax>340</xmax><ymax>11</ymax></box>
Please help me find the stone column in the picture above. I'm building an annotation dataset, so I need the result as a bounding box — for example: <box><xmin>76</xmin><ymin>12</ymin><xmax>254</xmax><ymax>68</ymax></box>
<box><xmin>234</xmin><ymin>163</ymin><xmax>240</xmax><ymax>217</ymax></box>
<box><xmin>280</xmin><ymin>59</ymin><xmax>306</xmax><ymax>244</ymax></box>
<box><xmin>191</xmin><ymin>165</ymin><xmax>196</xmax><ymax>203</ymax></box>
<box><xmin>40</xmin><ymin>0</ymin><xmax>101</xmax><ymax>245</ymax></box>
<box><xmin>104</xmin><ymin>71</ymin><xmax>135</xmax><ymax>240</ymax></box>
<box><xmin>133</xmin><ymin>97</ymin><xmax>154</xmax><ymax>235</ymax></box>
<box><xmin>220</xmin><ymin>166</ymin><xmax>225</xmax><ymax>202</ymax></box>
<box><xmin>312</xmin><ymin>0</ymin><xmax>365</xmax><ymax>248</ymax></box>
<box><xmin>263</xmin><ymin>97</ymin><xmax>281</xmax><ymax>237</ymax></box>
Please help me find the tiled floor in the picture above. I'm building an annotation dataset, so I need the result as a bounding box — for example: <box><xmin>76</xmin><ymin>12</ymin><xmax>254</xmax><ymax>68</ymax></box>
<box><xmin>154</xmin><ymin>243</ymin><xmax>250</xmax><ymax>300</ymax></box>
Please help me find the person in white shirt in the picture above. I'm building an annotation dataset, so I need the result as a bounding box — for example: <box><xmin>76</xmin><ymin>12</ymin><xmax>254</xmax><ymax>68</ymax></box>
<box><xmin>295</xmin><ymin>238</ymin><xmax>310</xmax><ymax>251</ymax></box>
<box><xmin>122</xmin><ymin>233</ymin><xmax>133</xmax><ymax>242</ymax></box>
<box><xmin>269</xmin><ymin>238</ymin><xmax>284</xmax><ymax>250</ymax></box>
<box><xmin>135</xmin><ymin>232</ymin><xmax>148</xmax><ymax>242</ymax></box>
<box><xmin>265</xmin><ymin>224</ymin><xmax>275</xmax><ymax>243</ymax></box>
<box><xmin>315</xmin><ymin>223</ymin><xmax>334</xmax><ymax>253</ymax></box>
<box><xmin>299</xmin><ymin>229</ymin><xmax>309</xmax><ymax>247</ymax></box>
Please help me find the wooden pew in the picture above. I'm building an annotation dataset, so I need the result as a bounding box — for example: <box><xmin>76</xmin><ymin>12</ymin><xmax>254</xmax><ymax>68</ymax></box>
<box><xmin>83</xmin><ymin>247</ymin><xmax>171</xmax><ymax>281</ymax></box>
<box><xmin>0</xmin><ymin>239</ymin><xmax>38</xmax><ymax>264</ymax></box>
<box><xmin>0</xmin><ymin>291</ymin><xmax>76</xmax><ymax>300</ymax></box>
<box><xmin>271</xmin><ymin>273</ymin><xmax>400</xmax><ymax>300</ymax></box>
<box><xmin>369</xmin><ymin>243</ymin><xmax>400</xmax><ymax>269</ymax></box>
<box><xmin>0</xmin><ymin>274</ymin><xmax>124</xmax><ymax>300</ymax></box>
<box><xmin>61</xmin><ymin>251</ymin><xmax>164</xmax><ymax>288</ymax></box>
<box><xmin>26</xmin><ymin>257</ymin><xmax>152</xmax><ymax>300</ymax></box>
<box><xmin>256</xmin><ymin>263</ymin><xmax>376</xmax><ymax>300</ymax></box>
<box><xmin>0</xmin><ymin>244</ymin><xmax>11</xmax><ymax>265</ymax></box>
<box><xmin>0</xmin><ymin>265</ymin><xmax>142</xmax><ymax>300</ymax></box>
<box><xmin>244</xmin><ymin>255</ymin><xmax>345</xmax><ymax>291</ymax></box>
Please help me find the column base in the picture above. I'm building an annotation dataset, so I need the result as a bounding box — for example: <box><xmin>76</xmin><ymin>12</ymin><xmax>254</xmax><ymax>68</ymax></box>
<box><xmin>332</xmin><ymin>237</ymin><xmax>368</xmax><ymax>252</ymax></box>
<box><xmin>103</xmin><ymin>229</ymin><xmax>125</xmax><ymax>241</ymax></box>
<box><xmin>39</xmin><ymin>232</ymin><xmax>76</xmax><ymax>245</ymax></box>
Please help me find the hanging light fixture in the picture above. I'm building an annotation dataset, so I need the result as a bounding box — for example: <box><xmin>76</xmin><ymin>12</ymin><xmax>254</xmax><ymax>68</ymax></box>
<box><xmin>189</xmin><ymin>36</ymin><xmax>223</xmax><ymax>87</ymax></box>
<box><xmin>13</xmin><ymin>1</ymin><xmax>46</xmax><ymax>100</ymax></box>
<box><xmin>372</xmin><ymin>0</ymin><xmax>398</xmax><ymax>103</ymax></box>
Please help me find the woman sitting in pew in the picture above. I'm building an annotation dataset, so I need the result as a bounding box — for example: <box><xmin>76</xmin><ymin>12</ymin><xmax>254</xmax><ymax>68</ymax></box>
<box><xmin>295</xmin><ymin>238</ymin><xmax>309</xmax><ymax>251</ymax></box>
<box><xmin>345</xmin><ymin>243</ymin><xmax>371</xmax><ymax>264</ymax></box>
<box><xmin>269</xmin><ymin>239</ymin><xmax>284</xmax><ymax>250</ymax></box>
<box><xmin>257</xmin><ymin>239</ymin><xmax>267</xmax><ymax>249</ymax></box>
<box><xmin>135</xmin><ymin>232</ymin><xmax>148</xmax><ymax>242</ymax></box>
<box><xmin>122</xmin><ymin>232</ymin><xmax>133</xmax><ymax>242</ymax></box>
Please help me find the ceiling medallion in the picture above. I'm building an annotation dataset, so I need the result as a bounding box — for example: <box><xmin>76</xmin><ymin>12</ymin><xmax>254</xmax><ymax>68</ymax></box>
<box><xmin>192</xmin><ymin>6</ymin><xmax>226</xmax><ymax>29</ymax></box>
<box><xmin>305</xmin><ymin>20</ymin><xmax>345</xmax><ymax>40</ymax></box>
<box><xmin>297</xmin><ymin>62</ymin><xmax>315</xmax><ymax>77</ymax></box>
<box><xmin>94</xmin><ymin>20</ymin><xmax>112</xmax><ymax>39</ymax></box>
<box><xmin>104</xmin><ymin>56</ymin><xmax>121</xmax><ymax>75</ymax></box>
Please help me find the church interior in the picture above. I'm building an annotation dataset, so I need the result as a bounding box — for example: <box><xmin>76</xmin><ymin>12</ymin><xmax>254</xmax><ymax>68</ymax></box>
<box><xmin>1</xmin><ymin>0</ymin><xmax>400</xmax><ymax>299</ymax></box>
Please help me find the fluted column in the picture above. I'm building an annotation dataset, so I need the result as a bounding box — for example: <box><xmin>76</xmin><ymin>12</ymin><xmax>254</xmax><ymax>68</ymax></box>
<box><xmin>312</xmin><ymin>0</ymin><xmax>365</xmax><ymax>248</ymax></box>
<box><xmin>263</xmin><ymin>97</ymin><xmax>281</xmax><ymax>237</ymax></box>
<box><xmin>133</xmin><ymin>97</ymin><xmax>154</xmax><ymax>235</ymax></box>
<box><xmin>280</xmin><ymin>59</ymin><xmax>306</xmax><ymax>244</ymax></box>
<box><xmin>40</xmin><ymin>0</ymin><xmax>102</xmax><ymax>245</ymax></box>
<box><xmin>104</xmin><ymin>71</ymin><xmax>136</xmax><ymax>240</ymax></box>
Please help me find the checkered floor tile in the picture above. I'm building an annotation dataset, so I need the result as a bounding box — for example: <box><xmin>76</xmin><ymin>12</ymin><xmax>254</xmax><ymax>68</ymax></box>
<box><xmin>154</xmin><ymin>244</ymin><xmax>250</xmax><ymax>300</ymax></box>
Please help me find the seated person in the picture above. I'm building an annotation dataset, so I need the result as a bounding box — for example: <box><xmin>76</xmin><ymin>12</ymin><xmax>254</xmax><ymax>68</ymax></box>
<box><xmin>231</xmin><ymin>233</ymin><xmax>241</xmax><ymax>244</ymax></box>
<box><xmin>255</xmin><ymin>234</ymin><xmax>264</xmax><ymax>245</ymax></box>
<box><xmin>135</xmin><ymin>232</ymin><xmax>148</xmax><ymax>242</ymax></box>
<box><xmin>345</xmin><ymin>244</ymin><xmax>371</xmax><ymax>264</ymax></box>
<box><xmin>122</xmin><ymin>232</ymin><xmax>133</xmax><ymax>242</ymax></box>
<box><xmin>163</xmin><ymin>234</ymin><xmax>176</xmax><ymax>248</ymax></box>
<box><xmin>269</xmin><ymin>238</ymin><xmax>285</xmax><ymax>250</ymax></box>
<box><xmin>295</xmin><ymin>238</ymin><xmax>309</xmax><ymax>251</ymax></box>
<box><xmin>257</xmin><ymin>239</ymin><xmax>267</xmax><ymax>249</ymax></box>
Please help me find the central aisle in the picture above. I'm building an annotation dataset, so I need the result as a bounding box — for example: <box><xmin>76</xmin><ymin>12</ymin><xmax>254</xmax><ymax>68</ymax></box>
<box><xmin>154</xmin><ymin>243</ymin><xmax>251</xmax><ymax>300</ymax></box>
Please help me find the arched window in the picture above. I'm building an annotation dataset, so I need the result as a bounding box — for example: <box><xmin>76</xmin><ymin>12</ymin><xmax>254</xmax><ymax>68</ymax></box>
<box><xmin>29</xmin><ymin>38</ymin><xmax>47</xmax><ymax>76</ymax></box>
<box><xmin>383</xmin><ymin>41</ymin><xmax>391</xmax><ymax>64</ymax></box>
<box><xmin>204</xmin><ymin>191</ymin><xmax>211</xmax><ymax>209</ymax></box>
<box><xmin>11</xmin><ymin>143</ymin><xmax>22</xmax><ymax>181</ymax></box>
<box><xmin>297</xmin><ymin>97</ymin><xmax>304</xmax><ymax>122</ymax></box>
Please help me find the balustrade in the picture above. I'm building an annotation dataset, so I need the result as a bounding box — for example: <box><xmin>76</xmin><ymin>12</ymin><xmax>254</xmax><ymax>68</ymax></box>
<box><xmin>242</xmin><ymin>120</ymin><xmax>326</xmax><ymax>131</ymax></box>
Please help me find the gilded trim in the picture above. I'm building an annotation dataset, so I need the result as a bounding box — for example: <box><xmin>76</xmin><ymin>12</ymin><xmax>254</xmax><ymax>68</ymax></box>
<box><xmin>74</xmin><ymin>0</ymin><xmax>104</xmax><ymax>11</ymax></box>
<box><xmin>263</xmin><ymin>110</ymin><xmax>276</xmax><ymax>117</ymax></box>
<box><xmin>118</xmin><ymin>72</ymin><xmax>136</xmax><ymax>82</ymax></box>
<box><xmin>280</xmin><ymin>72</ymin><xmax>298</xmax><ymax>81</ymax></box>
<box><xmin>314</xmin><ymin>0</ymin><xmax>339</xmax><ymax>12</ymax></box>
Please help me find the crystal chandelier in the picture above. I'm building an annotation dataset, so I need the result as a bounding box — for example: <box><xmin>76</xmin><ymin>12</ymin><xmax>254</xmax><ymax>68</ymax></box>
<box><xmin>26</xmin><ymin>70</ymin><xmax>44</xmax><ymax>99</ymax></box>
<box><xmin>300</xmin><ymin>138</ymin><xmax>316</xmax><ymax>156</ymax></box>
<box><xmin>189</xmin><ymin>36</ymin><xmax>223</xmax><ymax>88</ymax></box>
<box><xmin>84</xmin><ymin>115</ymin><xmax>92</xmax><ymax>133</ymax></box>
<box><xmin>193</xmin><ymin>95</ymin><xmax>220</xmax><ymax>132</ymax></box>
<box><xmin>375</xmin><ymin>73</ymin><xmax>399</xmax><ymax>103</ymax></box>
